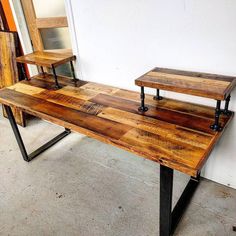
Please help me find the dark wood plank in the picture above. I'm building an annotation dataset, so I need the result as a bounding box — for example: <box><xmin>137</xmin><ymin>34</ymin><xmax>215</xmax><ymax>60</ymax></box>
<box><xmin>90</xmin><ymin>93</ymin><xmax>219</xmax><ymax>134</ymax></box>
<box><xmin>0</xmin><ymin>31</ymin><xmax>26</xmax><ymax>126</ymax></box>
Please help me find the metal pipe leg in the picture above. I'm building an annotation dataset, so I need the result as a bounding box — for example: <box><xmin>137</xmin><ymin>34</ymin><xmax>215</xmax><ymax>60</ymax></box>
<box><xmin>210</xmin><ymin>100</ymin><xmax>222</xmax><ymax>131</ymax></box>
<box><xmin>153</xmin><ymin>89</ymin><xmax>163</xmax><ymax>100</ymax></box>
<box><xmin>40</xmin><ymin>66</ymin><xmax>45</xmax><ymax>76</ymax></box>
<box><xmin>52</xmin><ymin>65</ymin><xmax>61</xmax><ymax>89</ymax></box>
<box><xmin>138</xmin><ymin>86</ymin><xmax>148</xmax><ymax>112</ymax></box>
<box><xmin>160</xmin><ymin>165</ymin><xmax>173</xmax><ymax>236</ymax></box>
<box><xmin>171</xmin><ymin>173</ymin><xmax>200</xmax><ymax>234</ymax></box>
<box><xmin>4</xmin><ymin>105</ymin><xmax>71</xmax><ymax>162</ymax></box>
<box><xmin>70</xmin><ymin>61</ymin><xmax>77</xmax><ymax>82</ymax></box>
<box><xmin>223</xmin><ymin>95</ymin><xmax>232</xmax><ymax>116</ymax></box>
<box><xmin>4</xmin><ymin>105</ymin><xmax>29</xmax><ymax>161</ymax></box>
<box><xmin>20</xmin><ymin>63</ymin><xmax>28</xmax><ymax>80</ymax></box>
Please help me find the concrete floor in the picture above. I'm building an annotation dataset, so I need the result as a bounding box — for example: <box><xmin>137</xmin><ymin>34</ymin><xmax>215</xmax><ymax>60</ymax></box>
<box><xmin>0</xmin><ymin>111</ymin><xmax>236</xmax><ymax>236</ymax></box>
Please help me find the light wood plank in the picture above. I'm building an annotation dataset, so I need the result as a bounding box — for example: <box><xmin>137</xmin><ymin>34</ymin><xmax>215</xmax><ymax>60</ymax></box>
<box><xmin>36</xmin><ymin>17</ymin><xmax>68</xmax><ymax>29</ymax></box>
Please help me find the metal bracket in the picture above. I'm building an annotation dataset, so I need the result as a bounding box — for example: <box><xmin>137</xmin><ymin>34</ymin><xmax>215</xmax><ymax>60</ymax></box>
<box><xmin>4</xmin><ymin>105</ymin><xmax>71</xmax><ymax>162</ymax></box>
<box><xmin>160</xmin><ymin>165</ymin><xmax>200</xmax><ymax>236</ymax></box>
<box><xmin>153</xmin><ymin>89</ymin><xmax>163</xmax><ymax>100</ymax></box>
<box><xmin>138</xmin><ymin>86</ymin><xmax>148</xmax><ymax>112</ymax></box>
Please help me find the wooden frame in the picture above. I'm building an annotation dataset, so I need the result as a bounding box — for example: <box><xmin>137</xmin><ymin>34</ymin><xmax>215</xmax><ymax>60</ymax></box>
<box><xmin>20</xmin><ymin>0</ymin><xmax>69</xmax><ymax>51</ymax></box>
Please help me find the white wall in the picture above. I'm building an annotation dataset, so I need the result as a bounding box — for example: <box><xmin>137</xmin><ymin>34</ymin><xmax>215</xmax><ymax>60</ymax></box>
<box><xmin>66</xmin><ymin>0</ymin><xmax>236</xmax><ymax>189</ymax></box>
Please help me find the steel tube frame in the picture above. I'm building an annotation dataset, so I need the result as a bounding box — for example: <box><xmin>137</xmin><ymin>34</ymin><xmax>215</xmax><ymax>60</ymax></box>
<box><xmin>4</xmin><ymin>104</ymin><xmax>202</xmax><ymax>235</ymax></box>
<box><xmin>160</xmin><ymin>165</ymin><xmax>200</xmax><ymax>236</ymax></box>
<box><xmin>4</xmin><ymin>105</ymin><xmax>71</xmax><ymax>162</ymax></box>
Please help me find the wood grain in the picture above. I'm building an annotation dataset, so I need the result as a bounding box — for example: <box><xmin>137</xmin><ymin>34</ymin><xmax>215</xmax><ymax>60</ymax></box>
<box><xmin>0</xmin><ymin>76</ymin><xmax>233</xmax><ymax>177</ymax></box>
<box><xmin>21</xmin><ymin>0</ymin><xmax>44</xmax><ymax>51</ymax></box>
<box><xmin>16</xmin><ymin>51</ymin><xmax>76</xmax><ymax>68</ymax></box>
<box><xmin>0</xmin><ymin>31</ymin><xmax>25</xmax><ymax>126</ymax></box>
<box><xmin>36</xmin><ymin>17</ymin><xmax>68</xmax><ymax>29</ymax></box>
<box><xmin>135</xmin><ymin>67</ymin><xmax>236</xmax><ymax>100</ymax></box>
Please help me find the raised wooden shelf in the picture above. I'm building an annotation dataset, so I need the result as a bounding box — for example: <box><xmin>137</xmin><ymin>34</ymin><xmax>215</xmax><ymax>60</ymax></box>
<box><xmin>16</xmin><ymin>51</ymin><xmax>76</xmax><ymax>68</ymax></box>
<box><xmin>135</xmin><ymin>67</ymin><xmax>236</xmax><ymax>100</ymax></box>
<box><xmin>16</xmin><ymin>51</ymin><xmax>77</xmax><ymax>89</ymax></box>
<box><xmin>0</xmin><ymin>74</ymin><xmax>233</xmax><ymax>177</ymax></box>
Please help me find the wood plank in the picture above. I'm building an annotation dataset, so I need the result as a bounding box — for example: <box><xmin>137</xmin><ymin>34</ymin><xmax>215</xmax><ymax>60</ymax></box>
<box><xmin>98</xmin><ymin>107</ymin><xmax>213</xmax><ymax>149</ymax></box>
<box><xmin>153</xmin><ymin>67</ymin><xmax>236</xmax><ymax>83</ymax></box>
<box><xmin>57</xmin><ymin>86</ymin><xmax>99</xmax><ymax>101</ymax></box>
<box><xmin>36</xmin><ymin>17</ymin><xmax>68</xmax><ymax>29</ymax></box>
<box><xmin>90</xmin><ymin>93</ymin><xmax>218</xmax><ymax>134</ymax></box>
<box><xmin>16</xmin><ymin>51</ymin><xmax>76</xmax><ymax>68</ymax></box>
<box><xmin>120</xmin><ymin>128</ymin><xmax>206</xmax><ymax>170</ymax></box>
<box><xmin>0</xmin><ymin>31</ymin><xmax>25</xmax><ymax>126</ymax></box>
<box><xmin>80</xmin><ymin>82</ymin><xmax>120</xmax><ymax>95</ymax></box>
<box><xmin>135</xmin><ymin>67</ymin><xmax>236</xmax><ymax>100</ymax></box>
<box><xmin>32</xmin><ymin>74</ymin><xmax>87</xmax><ymax>87</ymax></box>
<box><xmin>113</xmin><ymin>89</ymin><xmax>215</xmax><ymax>119</ymax></box>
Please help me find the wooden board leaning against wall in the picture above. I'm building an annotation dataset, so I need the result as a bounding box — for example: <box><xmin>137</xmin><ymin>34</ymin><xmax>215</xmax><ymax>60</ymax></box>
<box><xmin>0</xmin><ymin>31</ymin><xmax>26</xmax><ymax>126</ymax></box>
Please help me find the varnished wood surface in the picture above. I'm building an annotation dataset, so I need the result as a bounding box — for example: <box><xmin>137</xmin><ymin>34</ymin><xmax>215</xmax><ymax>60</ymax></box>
<box><xmin>0</xmin><ymin>31</ymin><xmax>25</xmax><ymax>126</ymax></box>
<box><xmin>0</xmin><ymin>74</ymin><xmax>233</xmax><ymax>176</ymax></box>
<box><xmin>36</xmin><ymin>17</ymin><xmax>68</xmax><ymax>29</ymax></box>
<box><xmin>16</xmin><ymin>51</ymin><xmax>76</xmax><ymax>68</ymax></box>
<box><xmin>135</xmin><ymin>67</ymin><xmax>236</xmax><ymax>100</ymax></box>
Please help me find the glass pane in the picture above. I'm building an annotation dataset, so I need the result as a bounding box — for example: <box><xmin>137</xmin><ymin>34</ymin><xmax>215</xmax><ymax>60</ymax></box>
<box><xmin>40</xmin><ymin>28</ymin><xmax>71</xmax><ymax>50</ymax></box>
<box><xmin>33</xmin><ymin>0</ymin><xmax>66</xmax><ymax>18</ymax></box>
<box><xmin>40</xmin><ymin>28</ymin><xmax>72</xmax><ymax>76</ymax></box>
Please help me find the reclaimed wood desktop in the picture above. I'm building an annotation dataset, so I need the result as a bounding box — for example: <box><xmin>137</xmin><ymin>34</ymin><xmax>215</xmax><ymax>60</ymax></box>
<box><xmin>0</xmin><ymin>74</ymin><xmax>233</xmax><ymax>236</ymax></box>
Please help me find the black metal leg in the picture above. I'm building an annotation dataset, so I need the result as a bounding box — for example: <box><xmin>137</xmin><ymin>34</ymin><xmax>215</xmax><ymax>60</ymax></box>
<box><xmin>138</xmin><ymin>86</ymin><xmax>148</xmax><ymax>112</ymax></box>
<box><xmin>159</xmin><ymin>165</ymin><xmax>200</xmax><ymax>236</ymax></box>
<box><xmin>223</xmin><ymin>95</ymin><xmax>232</xmax><ymax>116</ymax></box>
<box><xmin>40</xmin><ymin>66</ymin><xmax>45</xmax><ymax>75</ymax></box>
<box><xmin>210</xmin><ymin>100</ymin><xmax>222</xmax><ymax>131</ymax></box>
<box><xmin>154</xmin><ymin>89</ymin><xmax>163</xmax><ymax>100</ymax></box>
<box><xmin>70</xmin><ymin>61</ymin><xmax>77</xmax><ymax>83</ymax></box>
<box><xmin>160</xmin><ymin>165</ymin><xmax>173</xmax><ymax>236</ymax></box>
<box><xmin>52</xmin><ymin>65</ymin><xmax>61</xmax><ymax>89</ymax></box>
<box><xmin>20</xmin><ymin>63</ymin><xmax>28</xmax><ymax>80</ymax></box>
<box><xmin>171</xmin><ymin>173</ymin><xmax>200</xmax><ymax>234</ymax></box>
<box><xmin>4</xmin><ymin>105</ymin><xmax>70</xmax><ymax>162</ymax></box>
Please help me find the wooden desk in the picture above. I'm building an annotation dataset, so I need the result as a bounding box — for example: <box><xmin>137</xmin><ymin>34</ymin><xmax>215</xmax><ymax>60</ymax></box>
<box><xmin>0</xmin><ymin>74</ymin><xmax>233</xmax><ymax>236</ymax></box>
